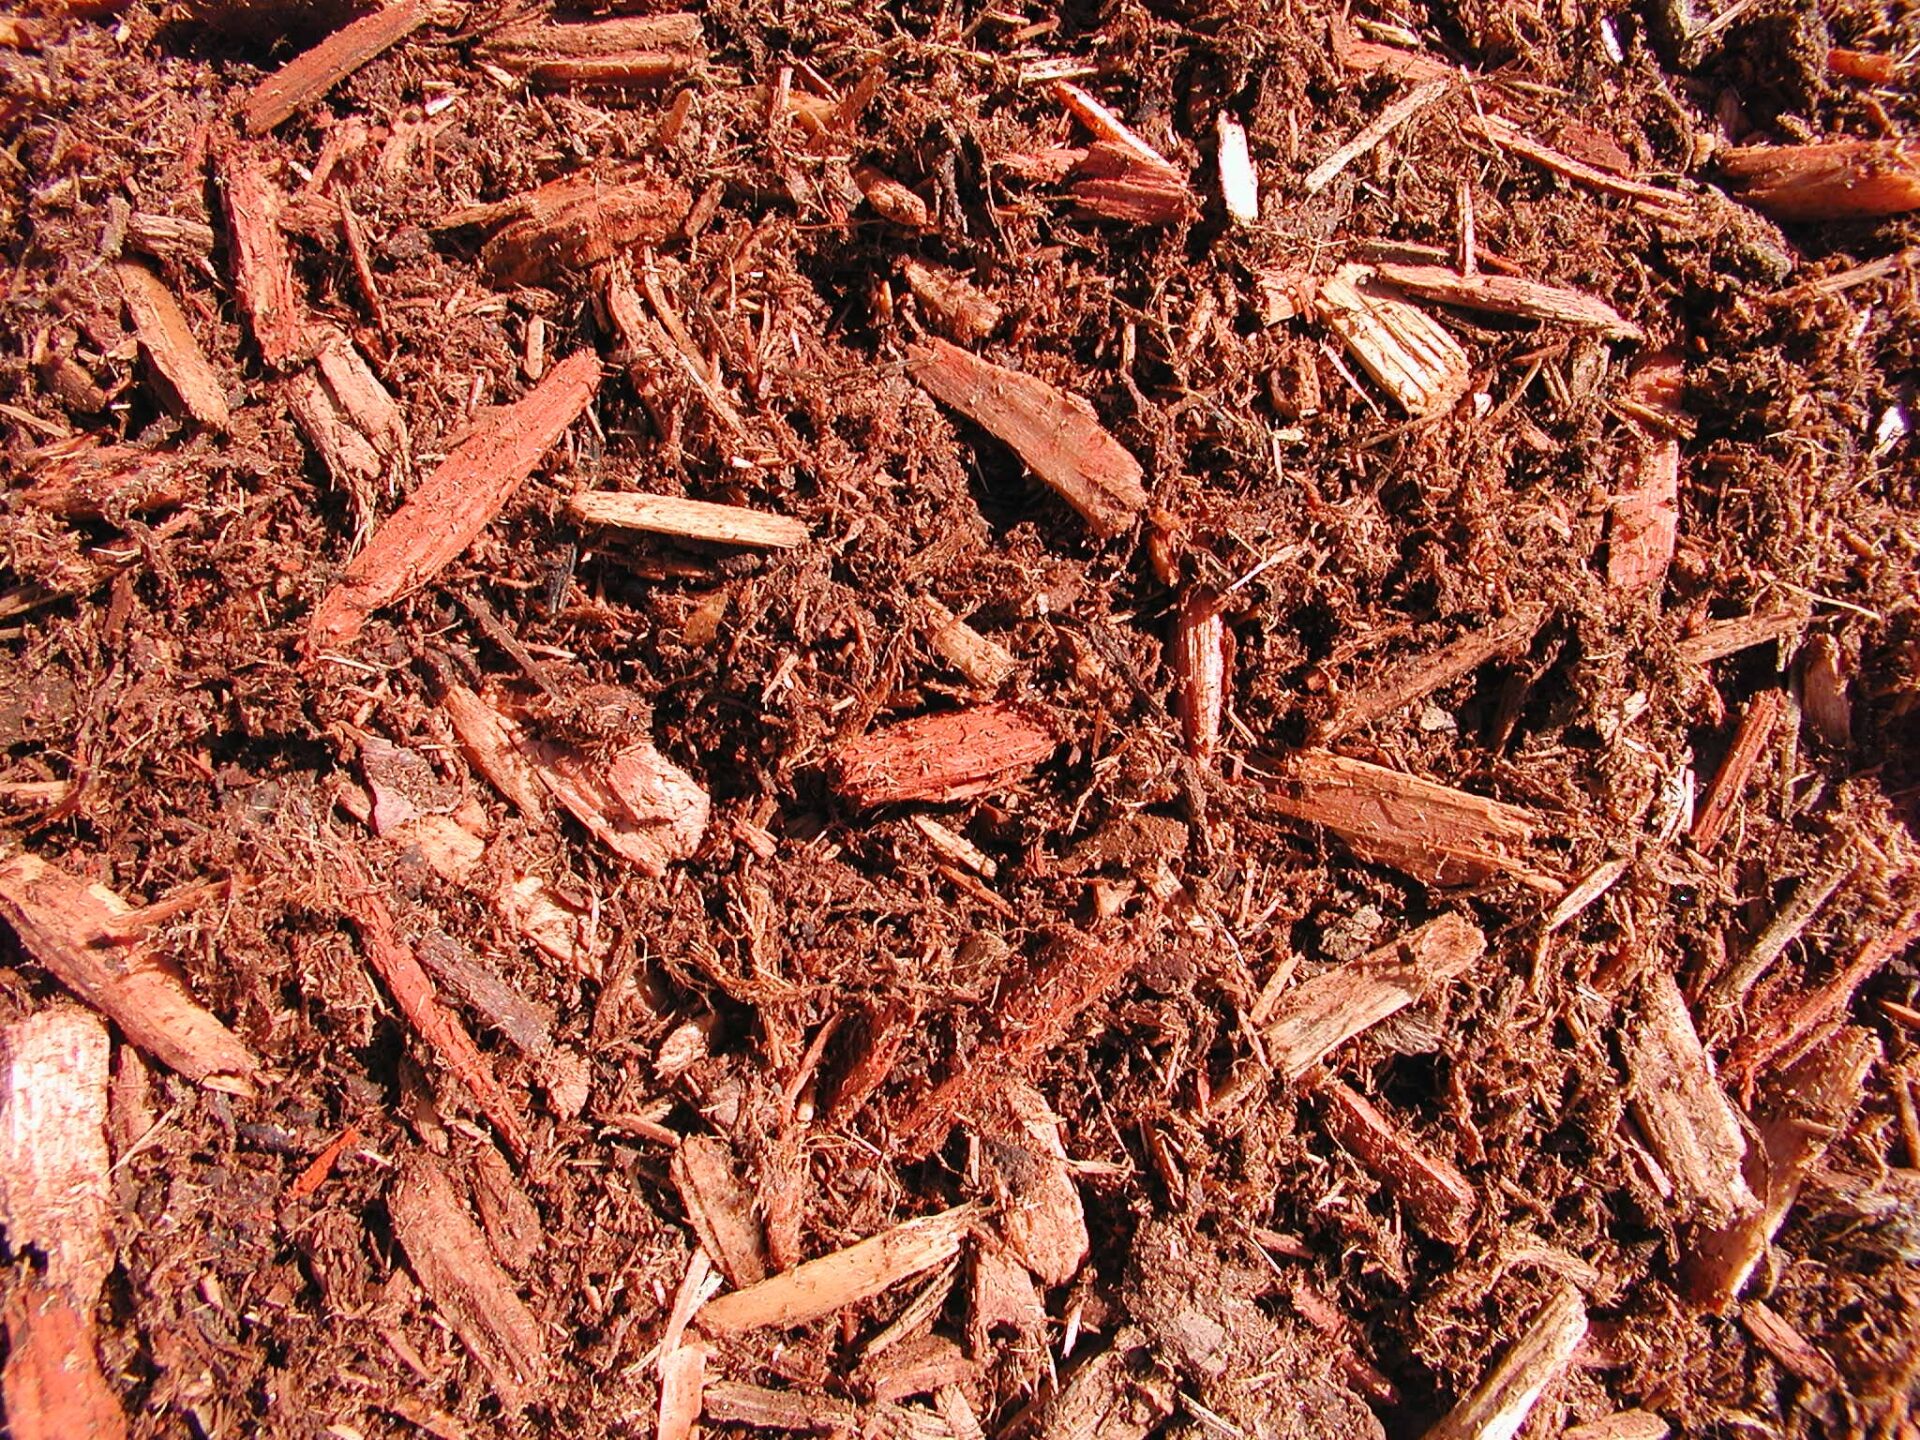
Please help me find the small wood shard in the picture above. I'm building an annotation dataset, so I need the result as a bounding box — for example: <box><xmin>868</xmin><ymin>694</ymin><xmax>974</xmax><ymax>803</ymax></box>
<box><xmin>340</xmin><ymin>870</ymin><xmax>531</xmax><ymax>1157</ymax></box>
<box><xmin>1371</xmin><ymin>261</ymin><xmax>1643</xmax><ymax>340</ymax></box>
<box><xmin>1052</xmin><ymin>81</ymin><xmax>1181</xmax><ymax>178</ymax></box>
<box><xmin>1609</xmin><ymin>355</ymin><xmax>1684</xmax><ymax>592</ymax></box>
<box><xmin>414</xmin><ymin>931</ymin><xmax>554</xmax><ymax>1058</ymax></box>
<box><xmin>1675</xmin><ymin>604</ymin><xmax>1808</xmax><ymax>666</ymax></box>
<box><xmin>1798</xmin><ymin>634</ymin><xmax>1852</xmax><ymax>747</ymax></box>
<box><xmin>215</xmin><ymin>145</ymin><xmax>311</xmax><ymax>371</ymax></box>
<box><xmin>1315</xmin><ymin>263</ymin><xmax>1471</xmax><ymax>417</ymax></box>
<box><xmin>240</xmin><ymin>0</ymin><xmax>433</xmax><ymax>135</ymax></box>
<box><xmin>1317</xmin><ymin>604</ymin><xmax>1546</xmax><ymax>741</ymax></box>
<box><xmin>695</xmin><ymin>1205</ymin><xmax>975</xmax><ymax>1336</ymax></box>
<box><xmin>1685</xmin><ymin>1027</ymin><xmax>1879</xmax><ymax>1312</ymax></box>
<box><xmin>704</xmin><ymin>1380</ymin><xmax>857</xmax><ymax>1432</ymax></box>
<box><xmin>1263</xmin><ymin>749</ymin><xmax>1555</xmax><ymax>891</ymax></box>
<box><xmin>1625</xmin><ymin>970</ymin><xmax>1756</xmax><ymax>1227</ymax></box>
<box><xmin>900</xmin><ymin>927</ymin><xmax>1141</xmax><ymax>1151</ymax></box>
<box><xmin>1423</xmin><ymin>1286</ymin><xmax>1587</xmax><ymax>1440</ymax></box>
<box><xmin>855</xmin><ymin>164</ymin><xmax>934</xmax><ymax>230</ymax></box>
<box><xmin>906</xmin><ymin>338</ymin><xmax>1147</xmax><ymax>537</ymax></box>
<box><xmin>658</xmin><ymin>1339</ymin><xmax>710</xmax><ymax>1440</ymax></box>
<box><xmin>1262</xmin><ymin>913</ymin><xmax>1485</xmax><ymax>1079</ymax></box>
<box><xmin>903</xmin><ymin>260</ymin><xmax>1004</xmax><ymax>344</ymax></box>
<box><xmin>113</xmin><ymin>261</ymin><xmax>230</xmax><ymax>430</ymax></box>
<box><xmin>289</xmin><ymin>331</ymin><xmax>408</xmax><ymax>534</ymax></box>
<box><xmin>1720</xmin><ymin>140</ymin><xmax>1920</xmax><ymax>221</ymax></box>
<box><xmin>1172</xmin><ymin>587</ymin><xmax>1228</xmax><ymax>760</ymax></box>
<box><xmin>481</xmin><ymin>13</ymin><xmax>704</xmax><ymax>88</ymax></box>
<box><xmin>568</xmin><ymin>491</ymin><xmax>809</xmax><ymax>549</ymax></box>
<box><xmin>985</xmin><ymin>1084</ymin><xmax>1089</xmax><ymax>1287</ymax></box>
<box><xmin>1467</xmin><ymin>113</ymin><xmax>1695</xmax><ymax>224</ymax></box>
<box><xmin>3</xmin><ymin>1279</ymin><xmax>130</xmax><ymax>1440</ymax></box>
<box><xmin>470</xmin><ymin>174</ymin><xmax>690</xmax><ymax>287</ymax></box>
<box><xmin>914</xmin><ymin>596</ymin><xmax>1016</xmax><ymax>689</ymax></box>
<box><xmin>671</xmin><ymin>1135</ymin><xmax>770</xmax><ymax>1289</ymax></box>
<box><xmin>828</xmin><ymin>702</ymin><xmax>1056</xmax><ymax>807</ymax></box>
<box><xmin>1313</xmin><ymin>1075</ymin><xmax>1477</xmax><ymax>1243</ymax></box>
<box><xmin>1051</xmin><ymin>82</ymin><xmax>1193</xmax><ymax>224</ymax></box>
<box><xmin>1328</xmin><ymin>12</ymin><xmax>1453</xmax><ymax>83</ymax></box>
<box><xmin>1217</xmin><ymin>112</ymin><xmax>1259</xmax><ymax>224</ymax></box>
<box><xmin>1304</xmin><ymin>79</ymin><xmax>1450</xmax><ymax>195</ymax></box>
<box><xmin>1740</xmin><ymin>1300</ymin><xmax>1841</xmax><ymax>1389</ymax></box>
<box><xmin>1725</xmin><ymin>914</ymin><xmax>1918</xmax><ymax>1090</ymax></box>
<box><xmin>0</xmin><ymin>1008</ymin><xmax>112</xmax><ymax>1307</ymax></box>
<box><xmin>306</xmin><ymin>351</ymin><xmax>600</xmax><ymax>655</ymax></box>
<box><xmin>1708</xmin><ymin>859</ymin><xmax>1855</xmax><ymax>1013</ymax></box>
<box><xmin>14</xmin><ymin>438</ymin><xmax>196</xmax><ymax>519</ymax></box>
<box><xmin>0</xmin><ymin>852</ymin><xmax>260</xmax><ymax>1093</ymax></box>
<box><xmin>1690</xmin><ymin>690</ymin><xmax>1784</xmax><ymax>851</ymax></box>
<box><xmin>1564</xmin><ymin>1413</ymin><xmax>1670</xmax><ymax>1440</ymax></box>
<box><xmin>389</xmin><ymin>1154</ymin><xmax>548</xmax><ymax>1413</ymax></box>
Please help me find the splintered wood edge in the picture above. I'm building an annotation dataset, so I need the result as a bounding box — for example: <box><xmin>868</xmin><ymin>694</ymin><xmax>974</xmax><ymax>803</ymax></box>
<box><xmin>1424</xmin><ymin>1285</ymin><xmax>1587</xmax><ymax>1440</ymax></box>
<box><xmin>569</xmin><ymin>491</ymin><xmax>809</xmax><ymax>548</ymax></box>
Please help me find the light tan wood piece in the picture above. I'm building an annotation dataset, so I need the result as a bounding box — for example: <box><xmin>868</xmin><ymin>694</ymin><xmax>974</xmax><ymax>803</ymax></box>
<box><xmin>1625</xmin><ymin>970</ymin><xmax>1756</xmax><ymax>1227</ymax></box>
<box><xmin>569</xmin><ymin>491</ymin><xmax>808</xmax><ymax>549</ymax></box>
<box><xmin>1422</xmin><ymin>1285</ymin><xmax>1587</xmax><ymax>1440</ymax></box>
<box><xmin>1315</xmin><ymin>263</ymin><xmax>1471</xmax><ymax>417</ymax></box>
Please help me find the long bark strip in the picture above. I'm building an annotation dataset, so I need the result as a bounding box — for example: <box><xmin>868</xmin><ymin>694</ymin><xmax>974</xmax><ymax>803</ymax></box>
<box><xmin>241</xmin><ymin>0</ymin><xmax>434</xmax><ymax>135</ymax></box>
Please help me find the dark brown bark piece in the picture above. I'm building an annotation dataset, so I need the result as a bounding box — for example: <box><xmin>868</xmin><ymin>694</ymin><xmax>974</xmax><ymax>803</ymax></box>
<box><xmin>906</xmin><ymin>338</ymin><xmax>1148</xmax><ymax>538</ymax></box>
<box><xmin>670</xmin><ymin>1134</ymin><xmax>770</xmax><ymax>1289</ymax></box>
<box><xmin>388</xmin><ymin>1154</ymin><xmax>548</xmax><ymax>1413</ymax></box>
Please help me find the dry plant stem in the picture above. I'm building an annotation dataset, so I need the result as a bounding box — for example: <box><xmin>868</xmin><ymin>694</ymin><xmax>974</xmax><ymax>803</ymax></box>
<box><xmin>1304</xmin><ymin>79</ymin><xmax>1450</xmax><ymax>194</ymax></box>
<box><xmin>215</xmin><ymin>145</ymin><xmax>310</xmax><ymax>371</ymax></box>
<box><xmin>1313</xmin><ymin>1075</ymin><xmax>1476</xmax><ymax>1243</ymax></box>
<box><xmin>1467</xmin><ymin>113</ymin><xmax>1694</xmax><ymax>224</ymax></box>
<box><xmin>1317</xmin><ymin>603</ymin><xmax>1546</xmax><ymax>741</ymax></box>
<box><xmin>0</xmin><ymin>852</ymin><xmax>260</xmax><ymax>1093</ymax></box>
<box><xmin>694</xmin><ymin>1205</ymin><xmax>975</xmax><ymax>1336</ymax></box>
<box><xmin>1685</xmin><ymin>1027</ymin><xmax>1880</xmax><ymax>1312</ymax></box>
<box><xmin>340</xmin><ymin>870</ymin><xmax>531</xmax><ymax>1158</ymax></box>
<box><xmin>3</xmin><ymin>1279</ymin><xmax>129</xmax><ymax>1440</ymax></box>
<box><xmin>241</xmin><ymin>0</ymin><xmax>433</xmax><ymax>135</ymax></box>
<box><xmin>828</xmin><ymin>702</ymin><xmax>1056</xmax><ymax>807</ymax></box>
<box><xmin>306</xmin><ymin>351</ymin><xmax>600</xmax><ymax>654</ymax></box>
<box><xmin>0</xmin><ymin>1008</ymin><xmax>111</xmax><ymax>1307</ymax></box>
<box><xmin>1371</xmin><ymin>261</ymin><xmax>1643</xmax><ymax>340</ymax></box>
<box><xmin>1625</xmin><ymin>970</ymin><xmax>1756</xmax><ymax>1226</ymax></box>
<box><xmin>568</xmin><ymin>491</ymin><xmax>808</xmax><ymax>548</ymax></box>
<box><xmin>1691</xmin><ymin>690</ymin><xmax>1785</xmax><ymax>850</ymax></box>
<box><xmin>1263</xmin><ymin>749</ymin><xmax>1554</xmax><ymax>890</ymax></box>
<box><xmin>906</xmin><ymin>338</ymin><xmax>1148</xmax><ymax>537</ymax></box>
<box><xmin>1172</xmin><ymin>587</ymin><xmax>1227</xmax><ymax>759</ymax></box>
<box><xmin>1263</xmin><ymin>914</ymin><xmax>1485</xmax><ymax>1078</ymax></box>
<box><xmin>388</xmin><ymin>1155</ymin><xmax>547</xmax><ymax>1412</ymax></box>
<box><xmin>1720</xmin><ymin>140</ymin><xmax>1920</xmax><ymax>221</ymax></box>
<box><xmin>704</xmin><ymin>1381</ymin><xmax>857</xmax><ymax>1432</ymax></box>
<box><xmin>1708</xmin><ymin>859</ymin><xmax>1855</xmax><ymax>1010</ymax></box>
<box><xmin>1315</xmin><ymin>264</ymin><xmax>1472</xmax><ymax>417</ymax></box>
<box><xmin>1740</xmin><ymin>1301</ymin><xmax>1840</xmax><ymax>1388</ymax></box>
<box><xmin>113</xmin><ymin>262</ymin><xmax>229</xmax><ymax>429</ymax></box>
<box><xmin>1422</xmin><ymin>1285</ymin><xmax>1587</xmax><ymax>1440</ymax></box>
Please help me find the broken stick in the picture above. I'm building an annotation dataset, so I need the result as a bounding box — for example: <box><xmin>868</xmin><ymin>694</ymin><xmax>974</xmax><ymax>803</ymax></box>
<box><xmin>1720</xmin><ymin>140</ymin><xmax>1920</xmax><ymax>221</ymax></box>
<box><xmin>307</xmin><ymin>351</ymin><xmax>600</xmax><ymax>655</ymax></box>
<box><xmin>1317</xmin><ymin>603</ymin><xmax>1546</xmax><ymax>741</ymax></box>
<box><xmin>241</xmin><ymin>0</ymin><xmax>434</xmax><ymax>135</ymax></box>
<box><xmin>1624</xmin><ymin>969</ymin><xmax>1756</xmax><ymax>1226</ymax></box>
<box><xmin>1371</xmin><ymin>261</ymin><xmax>1642</xmax><ymax>341</ymax></box>
<box><xmin>569</xmin><ymin>491</ymin><xmax>809</xmax><ymax>549</ymax></box>
<box><xmin>906</xmin><ymin>338</ymin><xmax>1148</xmax><ymax>539</ymax></box>
<box><xmin>113</xmin><ymin>261</ymin><xmax>230</xmax><ymax>430</ymax></box>
<box><xmin>1304</xmin><ymin>79</ymin><xmax>1450</xmax><ymax>195</ymax></box>
<box><xmin>214</xmin><ymin>143</ymin><xmax>311</xmax><ymax>371</ymax></box>
<box><xmin>1315</xmin><ymin>264</ymin><xmax>1472</xmax><ymax>418</ymax></box>
<box><xmin>1312</xmin><ymin>1075</ymin><xmax>1477</xmax><ymax>1244</ymax></box>
<box><xmin>1422</xmin><ymin>1286</ymin><xmax>1587</xmax><ymax>1440</ymax></box>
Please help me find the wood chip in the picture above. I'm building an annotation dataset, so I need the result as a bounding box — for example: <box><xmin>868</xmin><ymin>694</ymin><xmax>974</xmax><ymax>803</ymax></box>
<box><xmin>828</xmin><ymin>702</ymin><xmax>1056</xmax><ymax>807</ymax></box>
<box><xmin>240</xmin><ymin>0</ymin><xmax>433</xmax><ymax>135</ymax></box>
<box><xmin>1304</xmin><ymin>79</ymin><xmax>1450</xmax><ymax>195</ymax></box>
<box><xmin>1172</xmin><ymin>587</ymin><xmax>1228</xmax><ymax>761</ymax></box>
<box><xmin>0</xmin><ymin>852</ymin><xmax>260</xmax><ymax>1093</ymax></box>
<box><xmin>670</xmin><ymin>1135</ymin><xmax>770</xmax><ymax>1289</ymax></box>
<box><xmin>863</xmin><ymin>1334</ymin><xmax>977</xmax><ymax>1405</ymax></box>
<box><xmin>414</xmin><ymin>931</ymin><xmax>554</xmax><ymax>1058</ymax></box>
<box><xmin>903</xmin><ymin>260</ymin><xmax>1004</xmax><ymax>344</ymax></box>
<box><xmin>1064</xmin><ymin>141</ymin><xmax>1196</xmax><ymax>224</ymax></box>
<box><xmin>1262</xmin><ymin>749</ymin><xmax>1556</xmax><ymax>891</ymax></box>
<box><xmin>1625</xmin><ymin>970</ymin><xmax>1756</xmax><ymax>1227</ymax></box>
<box><xmin>1263</xmin><ymin>913</ymin><xmax>1485</xmax><ymax>1079</ymax></box>
<box><xmin>1685</xmin><ymin>1026</ymin><xmax>1879</xmax><ymax>1312</ymax></box>
<box><xmin>1675</xmin><ymin>604</ymin><xmax>1809</xmax><ymax>666</ymax></box>
<box><xmin>1608</xmin><ymin>355</ymin><xmax>1684</xmax><ymax>592</ymax></box>
<box><xmin>341</xmin><ymin>869</ymin><xmax>531</xmax><ymax>1157</ymax></box>
<box><xmin>472</xmin><ymin>174</ymin><xmax>690</xmax><ymax>287</ymax></box>
<box><xmin>1328</xmin><ymin>12</ymin><xmax>1454</xmax><ymax>83</ymax></box>
<box><xmin>481</xmin><ymin>13</ymin><xmax>704</xmax><ymax>88</ymax></box>
<box><xmin>568</xmin><ymin>491</ymin><xmax>809</xmax><ymax>549</ymax></box>
<box><xmin>1690</xmin><ymin>690</ymin><xmax>1784</xmax><ymax>851</ymax></box>
<box><xmin>12</xmin><ymin>437</ymin><xmax>196</xmax><ymax>519</ymax></box>
<box><xmin>658</xmin><ymin>1339</ymin><xmax>710</xmax><ymax>1440</ymax></box>
<box><xmin>1564</xmin><ymin>1412</ymin><xmax>1670</xmax><ymax>1440</ymax></box>
<box><xmin>695</xmin><ymin>1205</ymin><xmax>975</xmax><ymax>1337</ymax></box>
<box><xmin>1423</xmin><ymin>1286</ymin><xmax>1587</xmax><ymax>1440</ymax></box>
<box><xmin>1740</xmin><ymin>1300</ymin><xmax>1841</xmax><ymax>1389</ymax></box>
<box><xmin>1025</xmin><ymin>1330</ymin><xmax>1171</xmax><ymax>1440</ymax></box>
<box><xmin>1313</xmin><ymin>1074</ymin><xmax>1477</xmax><ymax>1244</ymax></box>
<box><xmin>1720</xmin><ymin>140</ymin><xmax>1920</xmax><ymax>221</ymax></box>
<box><xmin>914</xmin><ymin>596</ymin><xmax>1016</xmax><ymax>690</ymax></box>
<box><xmin>1317</xmin><ymin>603</ymin><xmax>1546</xmax><ymax>741</ymax></box>
<box><xmin>1217</xmin><ymin>111</ymin><xmax>1259</xmax><ymax>224</ymax></box>
<box><xmin>1371</xmin><ymin>261</ymin><xmax>1642</xmax><ymax>340</ymax></box>
<box><xmin>985</xmin><ymin>1086</ymin><xmax>1089</xmax><ymax>1286</ymax></box>
<box><xmin>1315</xmin><ymin>263</ymin><xmax>1471</xmax><ymax>417</ymax></box>
<box><xmin>1798</xmin><ymin>634</ymin><xmax>1852</xmax><ymax>747</ymax></box>
<box><xmin>306</xmin><ymin>351</ymin><xmax>600</xmax><ymax>655</ymax></box>
<box><xmin>0</xmin><ymin>1008</ymin><xmax>112</xmax><ymax>1307</ymax></box>
<box><xmin>906</xmin><ymin>337</ymin><xmax>1148</xmax><ymax>538</ymax></box>
<box><xmin>215</xmin><ymin>144</ymin><xmax>311</xmax><ymax>371</ymax></box>
<box><xmin>2</xmin><ymin>1278</ymin><xmax>129</xmax><ymax>1440</ymax></box>
<box><xmin>113</xmin><ymin>261</ymin><xmax>230</xmax><ymax>430</ymax></box>
<box><xmin>388</xmin><ymin>1154</ymin><xmax>548</xmax><ymax>1413</ymax></box>
<box><xmin>704</xmin><ymin>1380</ymin><xmax>857</xmax><ymax>1432</ymax></box>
